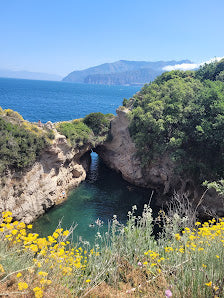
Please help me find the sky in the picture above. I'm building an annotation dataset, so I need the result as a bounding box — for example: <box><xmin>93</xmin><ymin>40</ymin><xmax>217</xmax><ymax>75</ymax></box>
<box><xmin>0</xmin><ymin>0</ymin><xmax>224</xmax><ymax>77</ymax></box>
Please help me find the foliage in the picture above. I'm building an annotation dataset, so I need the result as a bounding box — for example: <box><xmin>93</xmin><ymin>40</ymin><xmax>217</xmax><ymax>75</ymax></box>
<box><xmin>56</xmin><ymin>120</ymin><xmax>92</xmax><ymax>147</ymax></box>
<box><xmin>46</xmin><ymin>129</ymin><xmax>55</xmax><ymax>140</ymax></box>
<box><xmin>123</xmin><ymin>98</ymin><xmax>128</xmax><ymax>107</ymax></box>
<box><xmin>1</xmin><ymin>199</ymin><xmax>224</xmax><ymax>297</ymax></box>
<box><xmin>57</xmin><ymin>113</ymin><xmax>113</xmax><ymax>147</ymax></box>
<box><xmin>0</xmin><ymin>116</ymin><xmax>46</xmax><ymax>173</ymax></box>
<box><xmin>195</xmin><ymin>58</ymin><xmax>224</xmax><ymax>81</ymax></box>
<box><xmin>83</xmin><ymin>112</ymin><xmax>112</xmax><ymax>135</ymax></box>
<box><xmin>127</xmin><ymin>68</ymin><xmax>224</xmax><ymax>181</ymax></box>
<box><xmin>203</xmin><ymin>180</ymin><xmax>224</xmax><ymax>196</ymax></box>
<box><xmin>3</xmin><ymin>109</ymin><xmax>24</xmax><ymax>121</ymax></box>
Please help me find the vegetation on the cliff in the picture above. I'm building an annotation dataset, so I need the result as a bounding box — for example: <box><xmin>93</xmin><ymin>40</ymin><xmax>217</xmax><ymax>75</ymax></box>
<box><xmin>83</xmin><ymin>112</ymin><xmax>113</xmax><ymax>135</ymax></box>
<box><xmin>57</xmin><ymin>112</ymin><xmax>113</xmax><ymax>147</ymax></box>
<box><xmin>1</xmin><ymin>201</ymin><xmax>224</xmax><ymax>297</ymax></box>
<box><xmin>125</xmin><ymin>59</ymin><xmax>224</xmax><ymax>182</ymax></box>
<box><xmin>0</xmin><ymin>109</ymin><xmax>48</xmax><ymax>174</ymax></box>
<box><xmin>56</xmin><ymin>120</ymin><xmax>92</xmax><ymax>147</ymax></box>
<box><xmin>0</xmin><ymin>107</ymin><xmax>113</xmax><ymax>174</ymax></box>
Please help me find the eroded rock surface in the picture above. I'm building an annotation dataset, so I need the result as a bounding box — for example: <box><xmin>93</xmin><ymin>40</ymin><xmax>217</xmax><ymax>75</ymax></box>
<box><xmin>96</xmin><ymin>108</ymin><xmax>224</xmax><ymax>217</ymax></box>
<box><xmin>96</xmin><ymin>108</ymin><xmax>175</xmax><ymax>191</ymax></box>
<box><xmin>0</xmin><ymin>131</ymin><xmax>91</xmax><ymax>223</ymax></box>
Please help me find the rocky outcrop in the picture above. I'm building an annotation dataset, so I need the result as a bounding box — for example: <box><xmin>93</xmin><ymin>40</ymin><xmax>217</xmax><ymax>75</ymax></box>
<box><xmin>96</xmin><ymin>108</ymin><xmax>176</xmax><ymax>191</ymax></box>
<box><xmin>96</xmin><ymin>108</ymin><xmax>224</xmax><ymax>217</ymax></box>
<box><xmin>0</xmin><ymin>131</ymin><xmax>91</xmax><ymax>223</ymax></box>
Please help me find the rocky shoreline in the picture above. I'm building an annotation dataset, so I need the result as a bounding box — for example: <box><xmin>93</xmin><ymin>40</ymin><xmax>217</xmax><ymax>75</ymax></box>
<box><xmin>1</xmin><ymin>108</ymin><xmax>224</xmax><ymax>223</ymax></box>
<box><xmin>96</xmin><ymin>108</ymin><xmax>224</xmax><ymax>218</ymax></box>
<box><xmin>0</xmin><ymin>128</ymin><xmax>92</xmax><ymax>223</ymax></box>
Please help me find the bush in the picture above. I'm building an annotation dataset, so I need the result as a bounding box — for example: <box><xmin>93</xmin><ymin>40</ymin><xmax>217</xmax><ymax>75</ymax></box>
<box><xmin>4</xmin><ymin>109</ymin><xmax>24</xmax><ymax>121</ymax></box>
<box><xmin>195</xmin><ymin>58</ymin><xmax>224</xmax><ymax>81</ymax></box>
<box><xmin>83</xmin><ymin>112</ymin><xmax>112</xmax><ymax>135</ymax></box>
<box><xmin>128</xmin><ymin>68</ymin><xmax>224</xmax><ymax>182</ymax></box>
<box><xmin>46</xmin><ymin>130</ymin><xmax>55</xmax><ymax>140</ymax></box>
<box><xmin>0</xmin><ymin>117</ymin><xmax>46</xmax><ymax>173</ymax></box>
<box><xmin>57</xmin><ymin>120</ymin><xmax>92</xmax><ymax>146</ymax></box>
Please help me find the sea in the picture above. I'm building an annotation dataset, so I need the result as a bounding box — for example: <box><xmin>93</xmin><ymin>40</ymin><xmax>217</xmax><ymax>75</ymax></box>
<box><xmin>0</xmin><ymin>77</ymin><xmax>157</xmax><ymax>243</ymax></box>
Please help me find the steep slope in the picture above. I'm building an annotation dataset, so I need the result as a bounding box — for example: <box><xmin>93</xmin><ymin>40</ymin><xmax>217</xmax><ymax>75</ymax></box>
<box><xmin>96</xmin><ymin>107</ymin><xmax>224</xmax><ymax>217</ymax></box>
<box><xmin>0</xmin><ymin>109</ymin><xmax>112</xmax><ymax>223</ymax></box>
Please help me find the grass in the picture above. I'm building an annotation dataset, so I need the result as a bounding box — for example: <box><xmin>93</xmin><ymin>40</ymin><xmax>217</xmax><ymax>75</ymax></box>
<box><xmin>0</xmin><ymin>196</ymin><xmax>224</xmax><ymax>297</ymax></box>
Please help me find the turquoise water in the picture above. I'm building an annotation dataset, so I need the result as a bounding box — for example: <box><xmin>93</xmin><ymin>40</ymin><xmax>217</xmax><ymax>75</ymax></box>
<box><xmin>32</xmin><ymin>153</ymin><xmax>157</xmax><ymax>243</ymax></box>
<box><xmin>0</xmin><ymin>77</ymin><xmax>139</xmax><ymax>122</ymax></box>
<box><xmin>0</xmin><ymin>78</ymin><xmax>156</xmax><ymax>242</ymax></box>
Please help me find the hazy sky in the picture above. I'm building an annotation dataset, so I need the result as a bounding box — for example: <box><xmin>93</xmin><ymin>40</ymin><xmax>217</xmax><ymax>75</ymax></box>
<box><xmin>1</xmin><ymin>0</ymin><xmax>224</xmax><ymax>76</ymax></box>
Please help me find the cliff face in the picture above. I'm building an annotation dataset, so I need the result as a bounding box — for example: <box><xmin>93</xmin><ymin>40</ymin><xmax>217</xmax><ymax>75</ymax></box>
<box><xmin>95</xmin><ymin>108</ymin><xmax>175</xmax><ymax>190</ymax></box>
<box><xmin>96</xmin><ymin>108</ymin><xmax>224</xmax><ymax>217</ymax></box>
<box><xmin>0</xmin><ymin>131</ymin><xmax>91</xmax><ymax>223</ymax></box>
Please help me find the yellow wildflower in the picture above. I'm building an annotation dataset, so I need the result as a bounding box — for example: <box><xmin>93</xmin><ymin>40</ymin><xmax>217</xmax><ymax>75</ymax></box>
<box><xmin>18</xmin><ymin>282</ymin><xmax>28</xmax><ymax>290</ymax></box>
<box><xmin>175</xmin><ymin>233</ymin><xmax>181</xmax><ymax>241</ymax></box>
<box><xmin>63</xmin><ymin>230</ymin><xmax>69</xmax><ymax>236</ymax></box>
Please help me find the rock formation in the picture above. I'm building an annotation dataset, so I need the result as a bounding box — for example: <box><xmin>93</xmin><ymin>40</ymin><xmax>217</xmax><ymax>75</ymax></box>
<box><xmin>96</xmin><ymin>108</ymin><xmax>224</xmax><ymax>217</ymax></box>
<box><xmin>0</xmin><ymin>130</ymin><xmax>91</xmax><ymax>223</ymax></box>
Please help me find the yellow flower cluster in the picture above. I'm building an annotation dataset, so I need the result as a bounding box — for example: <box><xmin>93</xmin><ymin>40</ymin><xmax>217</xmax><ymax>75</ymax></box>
<box><xmin>143</xmin><ymin>249</ymin><xmax>166</xmax><ymax>274</ymax></box>
<box><xmin>143</xmin><ymin>217</ymin><xmax>224</xmax><ymax>289</ymax></box>
<box><xmin>0</xmin><ymin>211</ymin><xmax>87</xmax><ymax>297</ymax></box>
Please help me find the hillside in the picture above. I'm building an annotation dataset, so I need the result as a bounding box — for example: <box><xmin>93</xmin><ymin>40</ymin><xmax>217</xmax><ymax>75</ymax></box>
<box><xmin>62</xmin><ymin>59</ymin><xmax>192</xmax><ymax>85</ymax></box>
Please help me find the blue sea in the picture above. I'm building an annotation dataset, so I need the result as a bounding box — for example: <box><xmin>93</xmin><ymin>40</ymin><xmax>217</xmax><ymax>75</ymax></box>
<box><xmin>0</xmin><ymin>77</ymin><xmax>156</xmax><ymax>243</ymax></box>
<box><xmin>0</xmin><ymin>77</ymin><xmax>139</xmax><ymax>122</ymax></box>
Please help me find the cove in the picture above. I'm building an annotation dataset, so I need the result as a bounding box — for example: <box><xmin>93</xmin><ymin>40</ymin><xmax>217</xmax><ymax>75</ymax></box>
<box><xmin>33</xmin><ymin>152</ymin><xmax>159</xmax><ymax>243</ymax></box>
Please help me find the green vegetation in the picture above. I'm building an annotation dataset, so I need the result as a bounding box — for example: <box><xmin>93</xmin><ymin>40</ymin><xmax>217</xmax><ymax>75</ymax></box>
<box><xmin>195</xmin><ymin>58</ymin><xmax>224</xmax><ymax>81</ymax></box>
<box><xmin>126</xmin><ymin>59</ymin><xmax>224</xmax><ymax>182</ymax></box>
<box><xmin>83</xmin><ymin>112</ymin><xmax>113</xmax><ymax>135</ymax></box>
<box><xmin>56</xmin><ymin>120</ymin><xmax>92</xmax><ymax>147</ymax></box>
<box><xmin>57</xmin><ymin>113</ymin><xmax>113</xmax><ymax>147</ymax></box>
<box><xmin>1</xmin><ymin>197</ymin><xmax>224</xmax><ymax>297</ymax></box>
<box><xmin>0</xmin><ymin>113</ymin><xmax>46</xmax><ymax>174</ymax></box>
<box><xmin>0</xmin><ymin>107</ymin><xmax>113</xmax><ymax>174</ymax></box>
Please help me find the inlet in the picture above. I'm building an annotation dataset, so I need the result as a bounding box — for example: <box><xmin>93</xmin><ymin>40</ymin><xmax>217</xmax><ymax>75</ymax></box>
<box><xmin>32</xmin><ymin>152</ymin><xmax>158</xmax><ymax>243</ymax></box>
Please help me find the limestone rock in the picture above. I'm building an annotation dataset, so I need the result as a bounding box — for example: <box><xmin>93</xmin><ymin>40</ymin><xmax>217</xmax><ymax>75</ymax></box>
<box><xmin>96</xmin><ymin>107</ymin><xmax>224</xmax><ymax>217</ymax></box>
<box><xmin>0</xmin><ymin>131</ymin><xmax>91</xmax><ymax>223</ymax></box>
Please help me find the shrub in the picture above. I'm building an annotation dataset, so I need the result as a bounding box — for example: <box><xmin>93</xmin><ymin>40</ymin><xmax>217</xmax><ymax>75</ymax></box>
<box><xmin>57</xmin><ymin>120</ymin><xmax>92</xmax><ymax>146</ymax></box>
<box><xmin>83</xmin><ymin>112</ymin><xmax>112</xmax><ymax>135</ymax></box>
<box><xmin>128</xmin><ymin>69</ymin><xmax>224</xmax><ymax>182</ymax></box>
<box><xmin>4</xmin><ymin>109</ymin><xmax>24</xmax><ymax>121</ymax></box>
<box><xmin>195</xmin><ymin>58</ymin><xmax>224</xmax><ymax>81</ymax></box>
<box><xmin>46</xmin><ymin>129</ymin><xmax>55</xmax><ymax>140</ymax></box>
<box><xmin>0</xmin><ymin>117</ymin><xmax>46</xmax><ymax>173</ymax></box>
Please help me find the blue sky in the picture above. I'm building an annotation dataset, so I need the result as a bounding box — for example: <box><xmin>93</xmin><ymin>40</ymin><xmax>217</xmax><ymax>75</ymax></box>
<box><xmin>0</xmin><ymin>0</ymin><xmax>224</xmax><ymax>76</ymax></box>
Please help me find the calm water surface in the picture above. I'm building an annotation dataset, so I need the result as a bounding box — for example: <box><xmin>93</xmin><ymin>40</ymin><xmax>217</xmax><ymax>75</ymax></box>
<box><xmin>0</xmin><ymin>78</ymin><xmax>156</xmax><ymax>242</ymax></box>
<box><xmin>32</xmin><ymin>153</ymin><xmax>157</xmax><ymax>243</ymax></box>
<box><xmin>0</xmin><ymin>77</ymin><xmax>139</xmax><ymax>122</ymax></box>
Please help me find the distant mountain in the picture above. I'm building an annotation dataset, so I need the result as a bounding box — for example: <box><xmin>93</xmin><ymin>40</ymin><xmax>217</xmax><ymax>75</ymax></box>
<box><xmin>0</xmin><ymin>69</ymin><xmax>62</xmax><ymax>81</ymax></box>
<box><xmin>62</xmin><ymin>60</ymin><xmax>193</xmax><ymax>86</ymax></box>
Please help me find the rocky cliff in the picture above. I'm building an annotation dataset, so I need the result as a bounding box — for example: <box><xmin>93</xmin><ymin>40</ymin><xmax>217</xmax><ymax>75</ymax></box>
<box><xmin>96</xmin><ymin>108</ymin><xmax>224</xmax><ymax>217</ymax></box>
<box><xmin>0</xmin><ymin>130</ymin><xmax>91</xmax><ymax>223</ymax></box>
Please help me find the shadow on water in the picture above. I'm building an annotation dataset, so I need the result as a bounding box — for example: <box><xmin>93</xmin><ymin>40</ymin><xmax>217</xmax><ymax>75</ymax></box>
<box><xmin>33</xmin><ymin>152</ymin><xmax>159</xmax><ymax>243</ymax></box>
